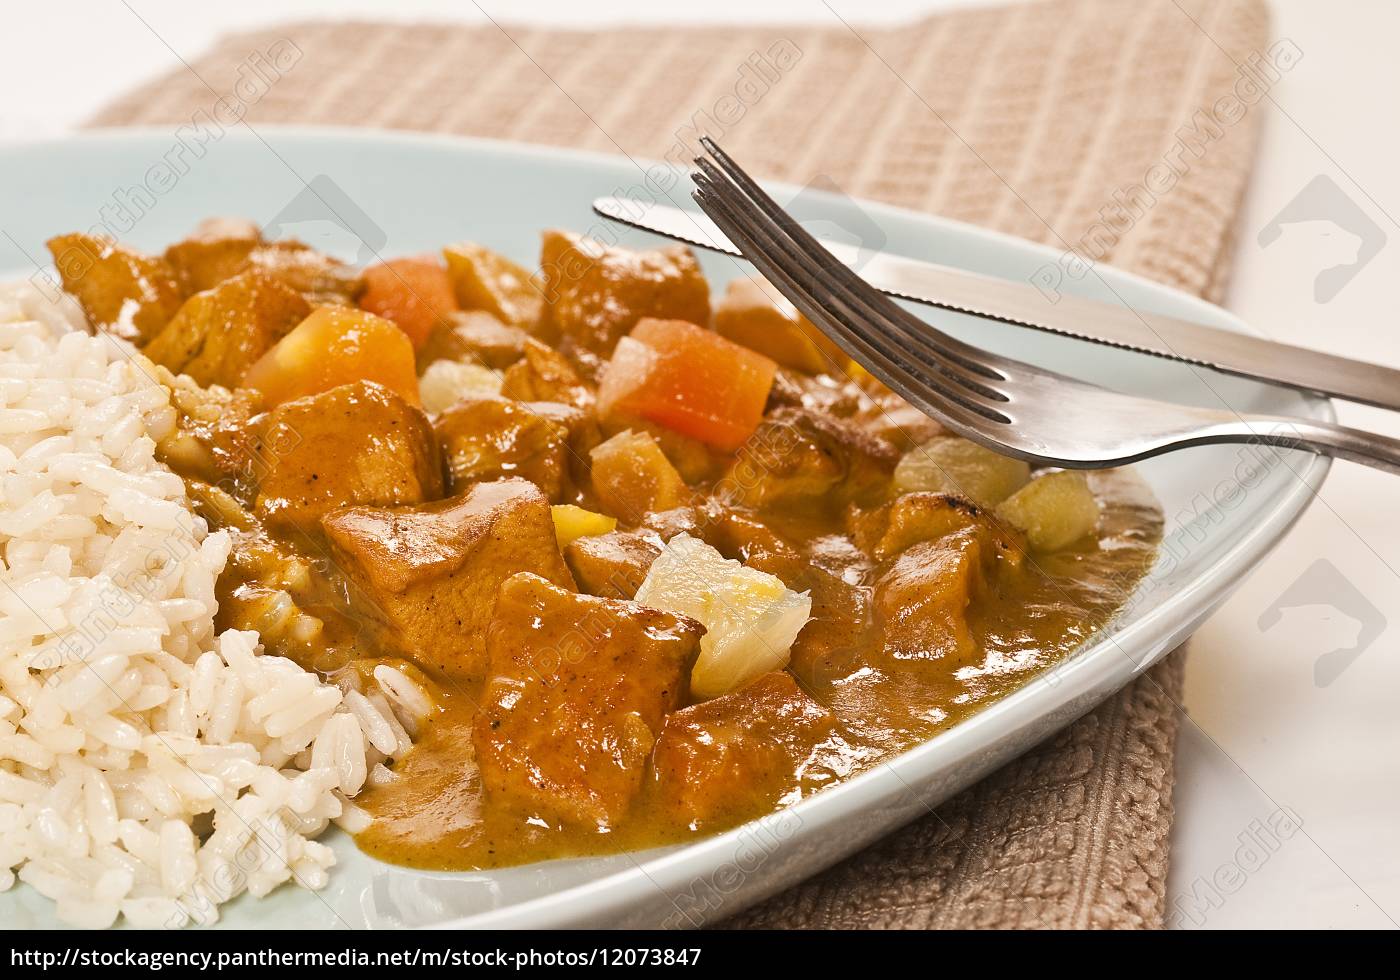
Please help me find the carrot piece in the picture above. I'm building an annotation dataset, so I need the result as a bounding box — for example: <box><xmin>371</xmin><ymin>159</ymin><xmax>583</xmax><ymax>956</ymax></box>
<box><xmin>358</xmin><ymin>256</ymin><xmax>458</xmax><ymax>349</ymax></box>
<box><xmin>243</xmin><ymin>306</ymin><xmax>421</xmax><ymax>408</ymax></box>
<box><xmin>596</xmin><ymin>318</ymin><xmax>776</xmax><ymax>453</ymax></box>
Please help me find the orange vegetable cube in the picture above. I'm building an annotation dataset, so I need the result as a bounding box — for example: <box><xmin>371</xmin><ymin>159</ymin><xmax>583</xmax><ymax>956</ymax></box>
<box><xmin>358</xmin><ymin>256</ymin><xmax>458</xmax><ymax>349</ymax></box>
<box><xmin>596</xmin><ymin>318</ymin><xmax>776</xmax><ymax>453</ymax></box>
<box><xmin>243</xmin><ymin>306</ymin><xmax>421</xmax><ymax>408</ymax></box>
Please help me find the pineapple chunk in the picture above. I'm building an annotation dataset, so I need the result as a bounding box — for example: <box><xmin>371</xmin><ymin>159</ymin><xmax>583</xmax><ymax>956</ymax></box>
<box><xmin>893</xmin><ymin>436</ymin><xmax>1030</xmax><ymax>506</ymax></box>
<box><xmin>418</xmin><ymin>359</ymin><xmax>503</xmax><ymax>414</ymax></box>
<box><xmin>995</xmin><ymin>470</ymin><xmax>1100</xmax><ymax>551</ymax></box>
<box><xmin>634</xmin><ymin>534</ymin><xmax>811</xmax><ymax>700</ymax></box>
<box><xmin>551</xmin><ymin>504</ymin><xmax>618</xmax><ymax>548</ymax></box>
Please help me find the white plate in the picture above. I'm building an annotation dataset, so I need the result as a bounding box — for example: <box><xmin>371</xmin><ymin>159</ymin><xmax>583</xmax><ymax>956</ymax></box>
<box><xmin>0</xmin><ymin>128</ymin><xmax>1330</xmax><ymax>929</ymax></box>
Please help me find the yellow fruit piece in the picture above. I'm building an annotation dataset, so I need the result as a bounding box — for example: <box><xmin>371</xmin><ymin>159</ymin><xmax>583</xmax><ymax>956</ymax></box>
<box><xmin>893</xmin><ymin>436</ymin><xmax>1030</xmax><ymax>506</ymax></box>
<box><xmin>550</xmin><ymin>504</ymin><xmax>618</xmax><ymax>548</ymax></box>
<box><xmin>995</xmin><ymin>470</ymin><xmax>1101</xmax><ymax>551</ymax></box>
<box><xmin>418</xmin><ymin>360</ymin><xmax>503</xmax><ymax>415</ymax></box>
<box><xmin>634</xmin><ymin>533</ymin><xmax>811</xmax><ymax>700</ymax></box>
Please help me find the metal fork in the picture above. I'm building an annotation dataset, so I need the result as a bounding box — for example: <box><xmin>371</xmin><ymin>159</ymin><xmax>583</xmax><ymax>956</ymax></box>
<box><xmin>690</xmin><ymin>137</ymin><xmax>1400</xmax><ymax>475</ymax></box>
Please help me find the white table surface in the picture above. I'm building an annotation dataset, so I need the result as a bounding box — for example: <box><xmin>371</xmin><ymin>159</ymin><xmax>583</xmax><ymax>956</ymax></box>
<box><xmin>4</xmin><ymin>0</ymin><xmax>1395</xmax><ymax>931</ymax></box>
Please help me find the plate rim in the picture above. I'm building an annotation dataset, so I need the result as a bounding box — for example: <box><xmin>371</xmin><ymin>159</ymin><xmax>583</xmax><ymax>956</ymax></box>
<box><xmin>0</xmin><ymin>126</ymin><xmax>1334</xmax><ymax>929</ymax></box>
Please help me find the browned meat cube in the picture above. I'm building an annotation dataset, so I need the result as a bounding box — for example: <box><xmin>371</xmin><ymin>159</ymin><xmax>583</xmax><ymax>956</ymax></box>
<box><xmin>847</xmin><ymin>492</ymin><xmax>1000</xmax><ymax>562</ymax></box>
<box><xmin>590</xmin><ymin>429</ymin><xmax>687</xmax><ymax>522</ymax></box>
<box><xmin>322</xmin><ymin>480</ymin><xmax>575</xmax><ymax>682</ymax></box>
<box><xmin>538</xmin><ymin>230</ymin><xmax>710</xmax><ymax>357</ymax></box>
<box><xmin>142</xmin><ymin>271</ymin><xmax>310</xmax><ymax>388</ymax></box>
<box><xmin>874</xmin><ymin>522</ymin><xmax>1022</xmax><ymax>668</ymax></box>
<box><xmin>713</xmin><ymin>277</ymin><xmax>845</xmax><ymax>375</ymax></box>
<box><xmin>47</xmin><ymin>233</ymin><xmax>185</xmax><ymax>344</ymax></box>
<box><xmin>434</xmin><ymin>395</ymin><xmax>572</xmax><ymax>501</ymax></box>
<box><xmin>417</xmin><ymin>310</ymin><xmax>530</xmax><ymax>372</ymax></box>
<box><xmin>563</xmin><ymin>529</ymin><xmax>662</xmax><ymax>599</ymax></box>
<box><xmin>722</xmin><ymin>407</ymin><xmax>897</xmax><ymax>512</ymax></box>
<box><xmin>253</xmin><ymin>381</ymin><xmax>443</xmax><ymax>536</ymax></box>
<box><xmin>243</xmin><ymin>240</ymin><xmax>363</xmax><ymax>306</ymax></box>
<box><xmin>442</xmin><ymin>241</ymin><xmax>543</xmax><ymax>330</ymax></box>
<box><xmin>474</xmin><ymin>572</ymin><xmax>702</xmax><ymax>827</ymax></box>
<box><xmin>163</xmin><ymin>217</ymin><xmax>262</xmax><ymax>294</ymax></box>
<box><xmin>499</xmin><ymin>338</ymin><xmax>593</xmax><ymax>408</ymax></box>
<box><xmin>650</xmin><ymin>672</ymin><xmax>837</xmax><ymax>827</ymax></box>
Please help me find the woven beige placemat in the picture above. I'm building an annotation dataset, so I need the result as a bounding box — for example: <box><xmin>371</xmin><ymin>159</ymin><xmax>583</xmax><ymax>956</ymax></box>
<box><xmin>91</xmin><ymin>0</ymin><xmax>1272</xmax><ymax>929</ymax></box>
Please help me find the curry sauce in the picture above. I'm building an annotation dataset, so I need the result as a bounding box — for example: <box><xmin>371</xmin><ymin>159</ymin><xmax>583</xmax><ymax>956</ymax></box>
<box><xmin>44</xmin><ymin>219</ymin><xmax>1163</xmax><ymax>874</ymax></box>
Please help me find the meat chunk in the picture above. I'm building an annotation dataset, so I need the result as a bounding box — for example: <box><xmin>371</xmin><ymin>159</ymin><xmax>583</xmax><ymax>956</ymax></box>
<box><xmin>874</xmin><ymin>522</ymin><xmax>1022</xmax><ymax>669</ymax></box>
<box><xmin>589</xmin><ymin>429</ymin><xmax>688</xmax><ymax>521</ymax></box>
<box><xmin>538</xmin><ymin>230</ymin><xmax>710</xmax><ymax>357</ymax></box>
<box><xmin>563</xmin><ymin>529</ymin><xmax>662</xmax><ymax>599</ymax></box>
<box><xmin>47</xmin><ymin>233</ymin><xmax>185</xmax><ymax>344</ymax></box>
<box><xmin>499</xmin><ymin>338</ymin><xmax>593</xmax><ymax>408</ymax></box>
<box><xmin>322</xmin><ymin>480</ymin><xmax>575</xmax><ymax>682</ymax></box>
<box><xmin>442</xmin><ymin>241</ymin><xmax>543</xmax><ymax>330</ymax></box>
<box><xmin>650</xmin><ymin>672</ymin><xmax>838</xmax><ymax>827</ymax></box>
<box><xmin>163</xmin><ymin>217</ymin><xmax>262</xmax><ymax>294</ymax></box>
<box><xmin>417</xmin><ymin>310</ymin><xmax>530</xmax><ymax>372</ymax></box>
<box><xmin>142</xmin><ymin>271</ymin><xmax>310</xmax><ymax>388</ymax></box>
<box><xmin>243</xmin><ymin>240</ymin><xmax>363</xmax><ymax>306</ymax></box>
<box><xmin>253</xmin><ymin>381</ymin><xmax>443</xmax><ymax>536</ymax></box>
<box><xmin>847</xmin><ymin>491</ymin><xmax>1001</xmax><ymax>562</ymax></box>
<box><xmin>434</xmin><ymin>395</ymin><xmax>572</xmax><ymax>501</ymax></box>
<box><xmin>721</xmin><ymin>407</ymin><xmax>897</xmax><ymax>512</ymax></box>
<box><xmin>713</xmin><ymin>277</ymin><xmax>845</xmax><ymax>374</ymax></box>
<box><xmin>473</xmin><ymin>572</ymin><xmax>702</xmax><ymax>828</ymax></box>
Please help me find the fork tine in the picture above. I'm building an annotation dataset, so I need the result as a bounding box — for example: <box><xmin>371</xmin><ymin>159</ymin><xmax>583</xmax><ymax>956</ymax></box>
<box><xmin>692</xmin><ymin>174</ymin><xmax>1009</xmax><ymax>437</ymax></box>
<box><xmin>692</xmin><ymin>159</ymin><xmax>1009</xmax><ymax>411</ymax></box>
<box><xmin>696</xmin><ymin>138</ymin><xmax>1013</xmax><ymax>382</ymax></box>
<box><xmin>693</xmin><ymin>156</ymin><xmax>1015</xmax><ymax>413</ymax></box>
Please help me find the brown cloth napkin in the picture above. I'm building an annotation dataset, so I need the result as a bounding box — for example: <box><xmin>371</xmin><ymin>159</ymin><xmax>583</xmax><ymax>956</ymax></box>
<box><xmin>91</xmin><ymin>0</ymin><xmax>1271</xmax><ymax>929</ymax></box>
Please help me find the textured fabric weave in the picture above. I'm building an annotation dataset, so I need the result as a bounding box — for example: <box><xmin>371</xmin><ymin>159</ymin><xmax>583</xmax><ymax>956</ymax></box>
<box><xmin>90</xmin><ymin>0</ymin><xmax>1271</xmax><ymax>929</ymax></box>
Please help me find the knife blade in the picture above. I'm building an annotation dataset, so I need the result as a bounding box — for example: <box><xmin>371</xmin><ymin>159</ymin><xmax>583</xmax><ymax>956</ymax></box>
<box><xmin>593</xmin><ymin>196</ymin><xmax>1400</xmax><ymax>411</ymax></box>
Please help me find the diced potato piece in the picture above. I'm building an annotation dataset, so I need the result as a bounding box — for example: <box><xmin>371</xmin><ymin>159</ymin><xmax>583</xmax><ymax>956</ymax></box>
<box><xmin>893</xmin><ymin>436</ymin><xmax>1030</xmax><ymax>506</ymax></box>
<box><xmin>635</xmin><ymin>533</ymin><xmax>812</xmax><ymax>700</ymax></box>
<box><xmin>417</xmin><ymin>310</ymin><xmax>529</xmax><ymax>372</ymax></box>
<box><xmin>418</xmin><ymin>360</ymin><xmax>503</xmax><ymax>415</ymax></box>
<box><xmin>142</xmin><ymin>270</ymin><xmax>310</xmax><ymax>388</ymax></box>
<box><xmin>995</xmin><ymin>470</ymin><xmax>1100</xmax><ymax>551</ymax></box>
<box><xmin>474</xmin><ymin>572</ymin><xmax>701</xmax><ymax>827</ymax></box>
<box><xmin>538</xmin><ymin>230</ymin><xmax>711</xmax><ymax>356</ymax></box>
<box><xmin>712</xmin><ymin>277</ymin><xmax>845</xmax><ymax>374</ymax></box>
<box><xmin>243</xmin><ymin>306</ymin><xmax>421</xmax><ymax>408</ymax></box>
<box><xmin>358</xmin><ymin>256</ymin><xmax>459</xmax><ymax>349</ymax></box>
<box><xmin>590</xmin><ymin>429</ymin><xmax>687</xmax><ymax>521</ymax></box>
<box><xmin>443</xmin><ymin>241</ymin><xmax>542</xmax><ymax>330</ymax></box>
<box><xmin>551</xmin><ymin>504</ymin><xmax>617</xmax><ymax>548</ymax></box>
<box><xmin>596</xmin><ymin>319</ymin><xmax>776</xmax><ymax>453</ymax></box>
<box><xmin>46</xmin><ymin>232</ymin><xmax>185</xmax><ymax>344</ymax></box>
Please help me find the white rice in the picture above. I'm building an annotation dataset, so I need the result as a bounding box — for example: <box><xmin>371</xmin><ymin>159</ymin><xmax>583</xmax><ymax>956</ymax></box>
<box><xmin>0</xmin><ymin>280</ymin><xmax>412</xmax><ymax>928</ymax></box>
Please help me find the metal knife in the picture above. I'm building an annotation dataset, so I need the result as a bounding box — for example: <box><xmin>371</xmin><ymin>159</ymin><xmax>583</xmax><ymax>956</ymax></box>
<box><xmin>593</xmin><ymin>196</ymin><xmax>1400</xmax><ymax>411</ymax></box>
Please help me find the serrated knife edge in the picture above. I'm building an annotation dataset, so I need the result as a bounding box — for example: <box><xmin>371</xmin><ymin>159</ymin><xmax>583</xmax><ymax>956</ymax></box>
<box><xmin>593</xmin><ymin>196</ymin><xmax>1400</xmax><ymax>411</ymax></box>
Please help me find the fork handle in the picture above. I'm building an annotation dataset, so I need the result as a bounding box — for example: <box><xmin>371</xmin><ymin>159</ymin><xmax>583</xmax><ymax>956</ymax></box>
<box><xmin>1211</xmin><ymin>416</ymin><xmax>1400</xmax><ymax>475</ymax></box>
